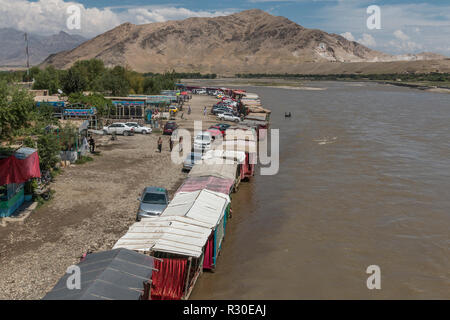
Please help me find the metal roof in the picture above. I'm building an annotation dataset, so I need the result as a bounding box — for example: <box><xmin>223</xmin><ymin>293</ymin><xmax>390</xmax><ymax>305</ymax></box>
<box><xmin>188</xmin><ymin>162</ymin><xmax>239</xmax><ymax>181</ymax></box>
<box><xmin>113</xmin><ymin>217</ymin><xmax>211</xmax><ymax>258</ymax></box>
<box><xmin>161</xmin><ymin>189</ymin><xmax>230</xmax><ymax>229</ymax></box>
<box><xmin>42</xmin><ymin>249</ymin><xmax>155</xmax><ymax>300</ymax></box>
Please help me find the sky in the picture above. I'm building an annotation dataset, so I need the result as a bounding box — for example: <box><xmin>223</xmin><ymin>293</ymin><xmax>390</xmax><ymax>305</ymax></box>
<box><xmin>0</xmin><ymin>0</ymin><xmax>449</xmax><ymax>56</ymax></box>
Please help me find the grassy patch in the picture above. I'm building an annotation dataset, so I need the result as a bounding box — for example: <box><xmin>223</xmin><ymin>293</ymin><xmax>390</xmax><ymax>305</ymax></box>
<box><xmin>35</xmin><ymin>189</ymin><xmax>55</xmax><ymax>209</ymax></box>
<box><xmin>75</xmin><ymin>156</ymin><xmax>94</xmax><ymax>165</ymax></box>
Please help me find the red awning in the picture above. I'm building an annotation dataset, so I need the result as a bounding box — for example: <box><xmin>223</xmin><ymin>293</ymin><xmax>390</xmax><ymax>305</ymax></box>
<box><xmin>176</xmin><ymin>176</ymin><xmax>234</xmax><ymax>195</ymax></box>
<box><xmin>0</xmin><ymin>148</ymin><xmax>41</xmax><ymax>185</ymax></box>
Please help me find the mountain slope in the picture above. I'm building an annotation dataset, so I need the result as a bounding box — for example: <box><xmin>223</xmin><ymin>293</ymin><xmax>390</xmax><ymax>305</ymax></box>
<box><xmin>41</xmin><ymin>9</ymin><xmax>449</xmax><ymax>74</ymax></box>
<box><xmin>0</xmin><ymin>29</ymin><xmax>86</xmax><ymax>67</ymax></box>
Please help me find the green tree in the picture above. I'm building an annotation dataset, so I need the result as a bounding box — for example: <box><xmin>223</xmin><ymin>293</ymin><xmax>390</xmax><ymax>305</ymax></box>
<box><xmin>0</xmin><ymin>82</ymin><xmax>34</xmax><ymax>140</ymax></box>
<box><xmin>68</xmin><ymin>92</ymin><xmax>112</xmax><ymax>116</ymax></box>
<box><xmin>62</xmin><ymin>67</ymin><xmax>88</xmax><ymax>94</ymax></box>
<box><xmin>36</xmin><ymin>133</ymin><xmax>60</xmax><ymax>171</ymax></box>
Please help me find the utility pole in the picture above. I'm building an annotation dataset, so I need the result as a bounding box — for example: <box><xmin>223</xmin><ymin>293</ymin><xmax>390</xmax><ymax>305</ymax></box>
<box><xmin>24</xmin><ymin>33</ymin><xmax>30</xmax><ymax>87</ymax></box>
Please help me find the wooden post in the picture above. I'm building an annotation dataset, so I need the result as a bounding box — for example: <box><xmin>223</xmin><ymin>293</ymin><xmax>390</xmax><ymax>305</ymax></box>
<box><xmin>184</xmin><ymin>257</ymin><xmax>192</xmax><ymax>299</ymax></box>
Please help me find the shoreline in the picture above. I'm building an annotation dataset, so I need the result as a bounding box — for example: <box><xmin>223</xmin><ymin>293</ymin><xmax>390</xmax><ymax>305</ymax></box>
<box><xmin>182</xmin><ymin>77</ymin><xmax>450</xmax><ymax>93</ymax></box>
<box><xmin>0</xmin><ymin>91</ymin><xmax>269</xmax><ymax>300</ymax></box>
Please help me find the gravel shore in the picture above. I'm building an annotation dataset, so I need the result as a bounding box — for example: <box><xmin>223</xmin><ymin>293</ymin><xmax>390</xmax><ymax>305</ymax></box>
<box><xmin>0</xmin><ymin>94</ymin><xmax>218</xmax><ymax>299</ymax></box>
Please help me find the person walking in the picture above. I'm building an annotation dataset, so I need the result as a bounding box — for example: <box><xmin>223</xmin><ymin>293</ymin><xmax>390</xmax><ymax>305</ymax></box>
<box><xmin>157</xmin><ymin>137</ymin><xmax>163</xmax><ymax>153</ymax></box>
<box><xmin>187</xmin><ymin>105</ymin><xmax>191</xmax><ymax>115</ymax></box>
<box><xmin>203</xmin><ymin>106</ymin><xmax>207</xmax><ymax>116</ymax></box>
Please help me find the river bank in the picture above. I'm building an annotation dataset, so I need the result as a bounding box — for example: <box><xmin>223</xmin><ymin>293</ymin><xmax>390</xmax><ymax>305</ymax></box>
<box><xmin>0</xmin><ymin>94</ymin><xmax>219</xmax><ymax>299</ymax></box>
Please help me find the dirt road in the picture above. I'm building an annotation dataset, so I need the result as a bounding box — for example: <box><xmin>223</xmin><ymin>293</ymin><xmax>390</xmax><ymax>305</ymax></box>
<box><xmin>0</xmin><ymin>94</ymin><xmax>218</xmax><ymax>299</ymax></box>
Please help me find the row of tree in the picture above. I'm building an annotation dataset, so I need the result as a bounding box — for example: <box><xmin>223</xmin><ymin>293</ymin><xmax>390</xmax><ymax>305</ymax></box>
<box><xmin>0</xmin><ymin>59</ymin><xmax>180</xmax><ymax>96</ymax></box>
<box><xmin>31</xmin><ymin>60</ymin><xmax>179</xmax><ymax>96</ymax></box>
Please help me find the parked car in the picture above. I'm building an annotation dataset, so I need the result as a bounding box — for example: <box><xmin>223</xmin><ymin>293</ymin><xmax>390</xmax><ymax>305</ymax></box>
<box><xmin>183</xmin><ymin>152</ymin><xmax>203</xmax><ymax>171</ymax></box>
<box><xmin>211</xmin><ymin>106</ymin><xmax>234</xmax><ymax>115</ymax></box>
<box><xmin>218</xmin><ymin>112</ymin><xmax>241</xmax><ymax>122</ymax></box>
<box><xmin>168</xmin><ymin>105</ymin><xmax>178</xmax><ymax>113</ymax></box>
<box><xmin>209</xmin><ymin>123</ymin><xmax>231</xmax><ymax>136</ymax></box>
<box><xmin>196</xmin><ymin>89</ymin><xmax>206</xmax><ymax>95</ymax></box>
<box><xmin>193</xmin><ymin>131</ymin><xmax>214</xmax><ymax>151</ymax></box>
<box><xmin>163</xmin><ymin>121</ymin><xmax>178</xmax><ymax>135</ymax></box>
<box><xmin>136</xmin><ymin>187</ymin><xmax>169</xmax><ymax>221</ymax></box>
<box><xmin>103</xmin><ymin>123</ymin><xmax>135</xmax><ymax>136</ymax></box>
<box><xmin>125</xmin><ymin>122</ymin><xmax>152</xmax><ymax>134</ymax></box>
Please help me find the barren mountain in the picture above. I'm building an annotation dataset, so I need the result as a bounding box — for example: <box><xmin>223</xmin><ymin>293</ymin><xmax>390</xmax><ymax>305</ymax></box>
<box><xmin>0</xmin><ymin>29</ymin><xmax>86</xmax><ymax>67</ymax></box>
<box><xmin>41</xmin><ymin>9</ymin><xmax>449</xmax><ymax>74</ymax></box>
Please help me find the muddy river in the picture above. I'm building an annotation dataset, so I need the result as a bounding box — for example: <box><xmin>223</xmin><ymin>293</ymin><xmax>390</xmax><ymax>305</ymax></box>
<box><xmin>191</xmin><ymin>82</ymin><xmax>450</xmax><ymax>299</ymax></box>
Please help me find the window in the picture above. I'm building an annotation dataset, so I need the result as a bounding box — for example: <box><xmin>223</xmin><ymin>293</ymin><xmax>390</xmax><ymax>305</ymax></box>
<box><xmin>142</xmin><ymin>193</ymin><xmax>167</xmax><ymax>204</ymax></box>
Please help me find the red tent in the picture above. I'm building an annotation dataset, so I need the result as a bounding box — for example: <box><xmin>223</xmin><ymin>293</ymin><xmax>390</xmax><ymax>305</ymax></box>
<box><xmin>0</xmin><ymin>147</ymin><xmax>41</xmax><ymax>185</ymax></box>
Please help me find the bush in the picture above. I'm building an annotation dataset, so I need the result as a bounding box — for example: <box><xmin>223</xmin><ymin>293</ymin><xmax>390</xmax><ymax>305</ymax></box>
<box><xmin>37</xmin><ymin>133</ymin><xmax>60</xmax><ymax>171</ymax></box>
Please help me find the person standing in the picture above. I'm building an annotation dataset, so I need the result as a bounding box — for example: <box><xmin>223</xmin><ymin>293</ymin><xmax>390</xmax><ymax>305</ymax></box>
<box><xmin>203</xmin><ymin>106</ymin><xmax>207</xmax><ymax>116</ymax></box>
<box><xmin>88</xmin><ymin>136</ymin><xmax>95</xmax><ymax>153</ymax></box>
<box><xmin>157</xmin><ymin>137</ymin><xmax>163</xmax><ymax>153</ymax></box>
<box><xmin>169</xmin><ymin>137</ymin><xmax>174</xmax><ymax>152</ymax></box>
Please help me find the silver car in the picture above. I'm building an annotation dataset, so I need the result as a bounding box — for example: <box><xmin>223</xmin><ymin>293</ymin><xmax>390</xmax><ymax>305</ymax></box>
<box><xmin>136</xmin><ymin>187</ymin><xmax>169</xmax><ymax>221</ymax></box>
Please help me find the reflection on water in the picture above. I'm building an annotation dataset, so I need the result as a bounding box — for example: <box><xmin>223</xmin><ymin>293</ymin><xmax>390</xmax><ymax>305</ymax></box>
<box><xmin>191</xmin><ymin>82</ymin><xmax>450</xmax><ymax>299</ymax></box>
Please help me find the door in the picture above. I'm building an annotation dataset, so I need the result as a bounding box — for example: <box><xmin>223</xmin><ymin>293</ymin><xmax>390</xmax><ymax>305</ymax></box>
<box><xmin>116</xmin><ymin>124</ymin><xmax>125</xmax><ymax>135</ymax></box>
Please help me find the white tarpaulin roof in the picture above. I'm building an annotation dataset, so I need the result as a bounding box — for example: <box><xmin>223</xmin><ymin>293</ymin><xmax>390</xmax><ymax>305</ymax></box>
<box><xmin>161</xmin><ymin>189</ymin><xmax>230</xmax><ymax>229</ymax></box>
<box><xmin>112</xmin><ymin>217</ymin><xmax>211</xmax><ymax>258</ymax></box>
<box><xmin>202</xmin><ymin>149</ymin><xmax>246</xmax><ymax>164</ymax></box>
<box><xmin>215</xmin><ymin>140</ymin><xmax>257</xmax><ymax>153</ymax></box>
<box><xmin>223</xmin><ymin>128</ymin><xmax>257</xmax><ymax>142</ymax></box>
<box><xmin>189</xmin><ymin>162</ymin><xmax>238</xmax><ymax>180</ymax></box>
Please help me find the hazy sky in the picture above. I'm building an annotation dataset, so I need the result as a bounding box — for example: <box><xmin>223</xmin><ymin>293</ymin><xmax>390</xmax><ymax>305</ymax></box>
<box><xmin>1</xmin><ymin>0</ymin><xmax>449</xmax><ymax>56</ymax></box>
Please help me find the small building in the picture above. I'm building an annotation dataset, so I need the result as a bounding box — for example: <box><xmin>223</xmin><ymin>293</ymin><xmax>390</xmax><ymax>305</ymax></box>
<box><xmin>0</xmin><ymin>147</ymin><xmax>41</xmax><ymax>217</ymax></box>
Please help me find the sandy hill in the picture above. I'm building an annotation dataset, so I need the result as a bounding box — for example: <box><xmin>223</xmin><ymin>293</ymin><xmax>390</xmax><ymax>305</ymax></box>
<box><xmin>41</xmin><ymin>9</ymin><xmax>449</xmax><ymax>75</ymax></box>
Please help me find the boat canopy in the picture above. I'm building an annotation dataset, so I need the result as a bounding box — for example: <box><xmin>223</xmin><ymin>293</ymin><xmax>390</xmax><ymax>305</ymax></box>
<box><xmin>203</xmin><ymin>149</ymin><xmax>246</xmax><ymax>164</ymax></box>
<box><xmin>161</xmin><ymin>189</ymin><xmax>230</xmax><ymax>229</ymax></box>
<box><xmin>215</xmin><ymin>140</ymin><xmax>258</xmax><ymax>154</ymax></box>
<box><xmin>113</xmin><ymin>217</ymin><xmax>211</xmax><ymax>258</ymax></box>
<box><xmin>189</xmin><ymin>162</ymin><xmax>238</xmax><ymax>181</ymax></box>
<box><xmin>176</xmin><ymin>176</ymin><xmax>235</xmax><ymax>196</ymax></box>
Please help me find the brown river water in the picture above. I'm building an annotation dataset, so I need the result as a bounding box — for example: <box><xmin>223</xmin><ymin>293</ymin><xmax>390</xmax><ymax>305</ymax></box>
<box><xmin>190</xmin><ymin>81</ymin><xmax>450</xmax><ymax>299</ymax></box>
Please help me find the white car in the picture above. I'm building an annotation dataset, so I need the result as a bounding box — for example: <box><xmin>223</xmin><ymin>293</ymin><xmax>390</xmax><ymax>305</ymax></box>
<box><xmin>217</xmin><ymin>112</ymin><xmax>241</xmax><ymax>123</ymax></box>
<box><xmin>193</xmin><ymin>131</ymin><xmax>213</xmax><ymax>151</ymax></box>
<box><xmin>125</xmin><ymin>122</ymin><xmax>152</xmax><ymax>134</ymax></box>
<box><xmin>103</xmin><ymin>123</ymin><xmax>135</xmax><ymax>136</ymax></box>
